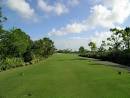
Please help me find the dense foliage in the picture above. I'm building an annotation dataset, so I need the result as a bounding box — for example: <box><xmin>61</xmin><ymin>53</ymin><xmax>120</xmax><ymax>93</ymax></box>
<box><xmin>57</xmin><ymin>49</ymin><xmax>78</xmax><ymax>54</ymax></box>
<box><xmin>0</xmin><ymin>8</ymin><xmax>55</xmax><ymax>71</ymax></box>
<box><xmin>79</xmin><ymin>27</ymin><xmax>130</xmax><ymax>66</ymax></box>
<box><xmin>32</xmin><ymin>38</ymin><xmax>55</xmax><ymax>58</ymax></box>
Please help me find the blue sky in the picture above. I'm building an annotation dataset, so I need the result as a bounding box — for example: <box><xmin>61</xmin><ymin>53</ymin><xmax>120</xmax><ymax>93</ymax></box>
<box><xmin>2</xmin><ymin>0</ymin><xmax>130</xmax><ymax>50</ymax></box>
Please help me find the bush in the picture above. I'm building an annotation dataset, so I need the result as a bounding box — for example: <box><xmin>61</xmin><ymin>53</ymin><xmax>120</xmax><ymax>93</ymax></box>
<box><xmin>23</xmin><ymin>50</ymin><xmax>33</xmax><ymax>64</ymax></box>
<box><xmin>5</xmin><ymin>57</ymin><xmax>24</xmax><ymax>68</ymax></box>
<box><xmin>0</xmin><ymin>57</ymin><xmax>24</xmax><ymax>71</ymax></box>
<box><xmin>79</xmin><ymin>50</ymin><xmax>130</xmax><ymax>66</ymax></box>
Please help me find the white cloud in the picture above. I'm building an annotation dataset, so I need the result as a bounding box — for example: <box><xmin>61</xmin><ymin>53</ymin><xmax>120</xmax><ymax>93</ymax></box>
<box><xmin>7</xmin><ymin>0</ymin><xmax>36</xmax><ymax>20</ymax></box>
<box><xmin>48</xmin><ymin>22</ymin><xmax>87</xmax><ymax>36</ymax></box>
<box><xmin>48</xmin><ymin>0</ymin><xmax>130</xmax><ymax>36</ymax></box>
<box><xmin>38</xmin><ymin>0</ymin><xmax>68</xmax><ymax>15</ymax></box>
<box><xmin>70</xmin><ymin>36</ymin><xmax>88</xmax><ymax>40</ymax></box>
<box><xmin>88</xmin><ymin>4</ymin><xmax>114</xmax><ymax>28</ymax></box>
<box><xmin>54</xmin><ymin>26</ymin><xmax>124</xmax><ymax>50</ymax></box>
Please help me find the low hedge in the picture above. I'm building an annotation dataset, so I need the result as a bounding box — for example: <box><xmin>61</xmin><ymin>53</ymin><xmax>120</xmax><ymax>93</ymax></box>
<box><xmin>79</xmin><ymin>50</ymin><xmax>130</xmax><ymax>66</ymax></box>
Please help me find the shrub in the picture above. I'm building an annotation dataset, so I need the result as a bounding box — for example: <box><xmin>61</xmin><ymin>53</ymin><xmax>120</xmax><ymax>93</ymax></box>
<box><xmin>23</xmin><ymin>49</ymin><xmax>33</xmax><ymax>64</ymax></box>
<box><xmin>0</xmin><ymin>57</ymin><xmax>24</xmax><ymax>71</ymax></box>
<box><xmin>79</xmin><ymin>50</ymin><xmax>130</xmax><ymax>66</ymax></box>
<box><xmin>5</xmin><ymin>57</ymin><xmax>24</xmax><ymax>68</ymax></box>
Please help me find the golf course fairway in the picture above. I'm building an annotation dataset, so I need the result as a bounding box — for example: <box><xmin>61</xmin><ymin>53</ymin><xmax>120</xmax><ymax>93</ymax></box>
<box><xmin>0</xmin><ymin>54</ymin><xmax>130</xmax><ymax>98</ymax></box>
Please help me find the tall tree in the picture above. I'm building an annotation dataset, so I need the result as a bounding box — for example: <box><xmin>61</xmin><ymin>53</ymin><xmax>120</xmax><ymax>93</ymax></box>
<box><xmin>88</xmin><ymin>42</ymin><xmax>97</xmax><ymax>51</ymax></box>
<box><xmin>32</xmin><ymin>37</ymin><xmax>55</xmax><ymax>58</ymax></box>
<box><xmin>79</xmin><ymin>46</ymin><xmax>85</xmax><ymax>55</ymax></box>
<box><xmin>98</xmin><ymin>41</ymin><xmax>106</xmax><ymax>52</ymax></box>
<box><xmin>7</xmin><ymin>28</ymin><xmax>32</xmax><ymax>57</ymax></box>
<box><xmin>120</xmin><ymin>27</ymin><xmax>130</xmax><ymax>50</ymax></box>
<box><xmin>42</xmin><ymin>37</ymin><xmax>55</xmax><ymax>57</ymax></box>
<box><xmin>0</xmin><ymin>6</ymin><xmax>8</xmax><ymax>59</ymax></box>
<box><xmin>107</xmin><ymin>28</ymin><xmax>122</xmax><ymax>51</ymax></box>
<box><xmin>0</xmin><ymin>7</ymin><xmax>7</xmax><ymax>29</ymax></box>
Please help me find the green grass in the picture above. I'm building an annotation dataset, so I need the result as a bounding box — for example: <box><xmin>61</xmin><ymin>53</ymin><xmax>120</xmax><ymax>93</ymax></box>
<box><xmin>0</xmin><ymin>54</ymin><xmax>130</xmax><ymax>98</ymax></box>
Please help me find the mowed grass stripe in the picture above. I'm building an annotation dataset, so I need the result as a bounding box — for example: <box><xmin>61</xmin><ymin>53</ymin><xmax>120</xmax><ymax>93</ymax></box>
<box><xmin>0</xmin><ymin>54</ymin><xmax>130</xmax><ymax>98</ymax></box>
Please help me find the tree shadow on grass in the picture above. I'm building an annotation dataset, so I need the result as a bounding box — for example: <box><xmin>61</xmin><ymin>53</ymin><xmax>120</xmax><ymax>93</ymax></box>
<box><xmin>57</xmin><ymin>56</ymin><xmax>130</xmax><ymax>72</ymax></box>
<box><xmin>56</xmin><ymin>58</ymin><xmax>90</xmax><ymax>62</ymax></box>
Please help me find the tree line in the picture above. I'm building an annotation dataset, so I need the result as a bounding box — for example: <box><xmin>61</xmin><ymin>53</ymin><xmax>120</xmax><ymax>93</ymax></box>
<box><xmin>79</xmin><ymin>27</ymin><xmax>130</xmax><ymax>66</ymax></box>
<box><xmin>0</xmin><ymin>7</ymin><xmax>55</xmax><ymax>71</ymax></box>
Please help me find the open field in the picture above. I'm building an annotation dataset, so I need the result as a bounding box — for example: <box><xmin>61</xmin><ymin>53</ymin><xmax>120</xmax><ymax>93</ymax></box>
<box><xmin>0</xmin><ymin>54</ymin><xmax>130</xmax><ymax>98</ymax></box>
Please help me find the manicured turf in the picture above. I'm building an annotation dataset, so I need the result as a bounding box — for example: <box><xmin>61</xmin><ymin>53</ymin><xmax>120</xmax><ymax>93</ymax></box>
<box><xmin>0</xmin><ymin>54</ymin><xmax>130</xmax><ymax>98</ymax></box>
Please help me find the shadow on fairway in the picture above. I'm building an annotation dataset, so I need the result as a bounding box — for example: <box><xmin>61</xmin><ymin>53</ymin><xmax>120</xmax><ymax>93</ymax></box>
<box><xmin>56</xmin><ymin>58</ymin><xmax>90</xmax><ymax>62</ymax></box>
